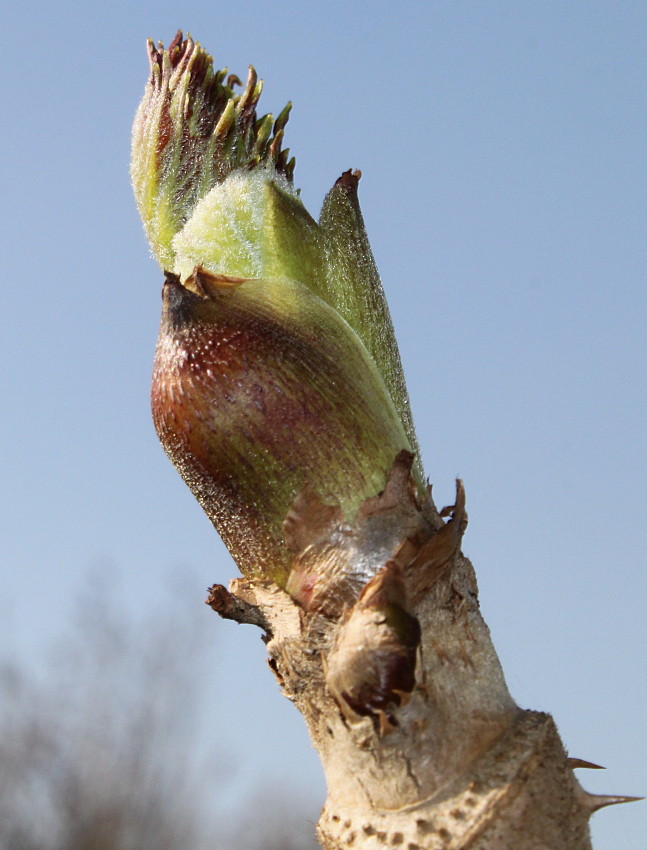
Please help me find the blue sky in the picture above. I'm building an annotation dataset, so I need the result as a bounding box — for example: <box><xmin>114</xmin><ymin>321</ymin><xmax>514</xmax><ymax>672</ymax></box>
<box><xmin>1</xmin><ymin>2</ymin><xmax>645</xmax><ymax>846</ymax></box>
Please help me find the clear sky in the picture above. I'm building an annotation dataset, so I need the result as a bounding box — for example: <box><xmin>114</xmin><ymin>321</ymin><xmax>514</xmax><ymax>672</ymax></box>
<box><xmin>1</xmin><ymin>2</ymin><xmax>645</xmax><ymax>847</ymax></box>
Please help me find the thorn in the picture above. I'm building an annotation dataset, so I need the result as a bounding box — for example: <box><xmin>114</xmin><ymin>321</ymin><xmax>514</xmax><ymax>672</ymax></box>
<box><xmin>568</xmin><ymin>758</ymin><xmax>605</xmax><ymax>770</ymax></box>
<box><xmin>580</xmin><ymin>791</ymin><xmax>644</xmax><ymax>814</ymax></box>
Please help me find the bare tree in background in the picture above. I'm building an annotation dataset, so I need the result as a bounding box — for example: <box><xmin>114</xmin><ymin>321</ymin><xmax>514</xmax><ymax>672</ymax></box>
<box><xmin>0</xmin><ymin>579</ymin><xmax>319</xmax><ymax>850</ymax></box>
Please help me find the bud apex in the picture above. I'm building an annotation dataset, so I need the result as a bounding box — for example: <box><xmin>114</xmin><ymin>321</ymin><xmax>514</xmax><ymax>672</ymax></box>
<box><xmin>131</xmin><ymin>31</ymin><xmax>294</xmax><ymax>269</ymax></box>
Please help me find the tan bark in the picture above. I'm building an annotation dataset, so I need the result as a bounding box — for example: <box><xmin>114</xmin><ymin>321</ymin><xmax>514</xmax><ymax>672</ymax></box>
<box><xmin>207</xmin><ymin>458</ymin><xmax>634</xmax><ymax>848</ymax></box>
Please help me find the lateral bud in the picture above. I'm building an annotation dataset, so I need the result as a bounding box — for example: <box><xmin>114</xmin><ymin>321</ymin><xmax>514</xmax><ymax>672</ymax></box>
<box><xmin>324</xmin><ymin>561</ymin><xmax>421</xmax><ymax>736</ymax></box>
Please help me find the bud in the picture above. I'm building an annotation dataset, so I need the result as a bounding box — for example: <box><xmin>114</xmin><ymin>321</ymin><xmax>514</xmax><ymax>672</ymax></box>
<box><xmin>324</xmin><ymin>562</ymin><xmax>421</xmax><ymax>735</ymax></box>
<box><xmin>133</xmin><ymin>34</ymin><xmax>427</xmax><ymax>583</ymax></box>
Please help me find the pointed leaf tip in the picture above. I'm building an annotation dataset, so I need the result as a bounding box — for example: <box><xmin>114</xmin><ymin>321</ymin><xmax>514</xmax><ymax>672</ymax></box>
<box><xmin>335</xmin><ymin>168</ymin><xmax>362</xmax><ymax>193</ymax></box>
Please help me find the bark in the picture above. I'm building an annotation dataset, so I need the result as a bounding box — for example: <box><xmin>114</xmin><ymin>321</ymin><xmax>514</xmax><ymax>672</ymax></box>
<box><xmin>207</xmin><ymin>456</ymin><xmax>632</xmax><ymax>848</ymax></box>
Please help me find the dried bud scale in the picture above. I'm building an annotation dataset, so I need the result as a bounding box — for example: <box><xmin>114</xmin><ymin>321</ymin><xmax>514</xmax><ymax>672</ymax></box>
<box><xmin>284</xmin><ymin>451</ymin><xmax>436</xmax><ymax>616</ymax></box>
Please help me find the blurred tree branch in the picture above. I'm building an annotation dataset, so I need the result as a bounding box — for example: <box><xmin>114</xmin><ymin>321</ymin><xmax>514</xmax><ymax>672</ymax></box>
<box><xmin>0</xmin><ymin>579</ymin><xmax>318</xmax><ymax>850</ymax></box>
